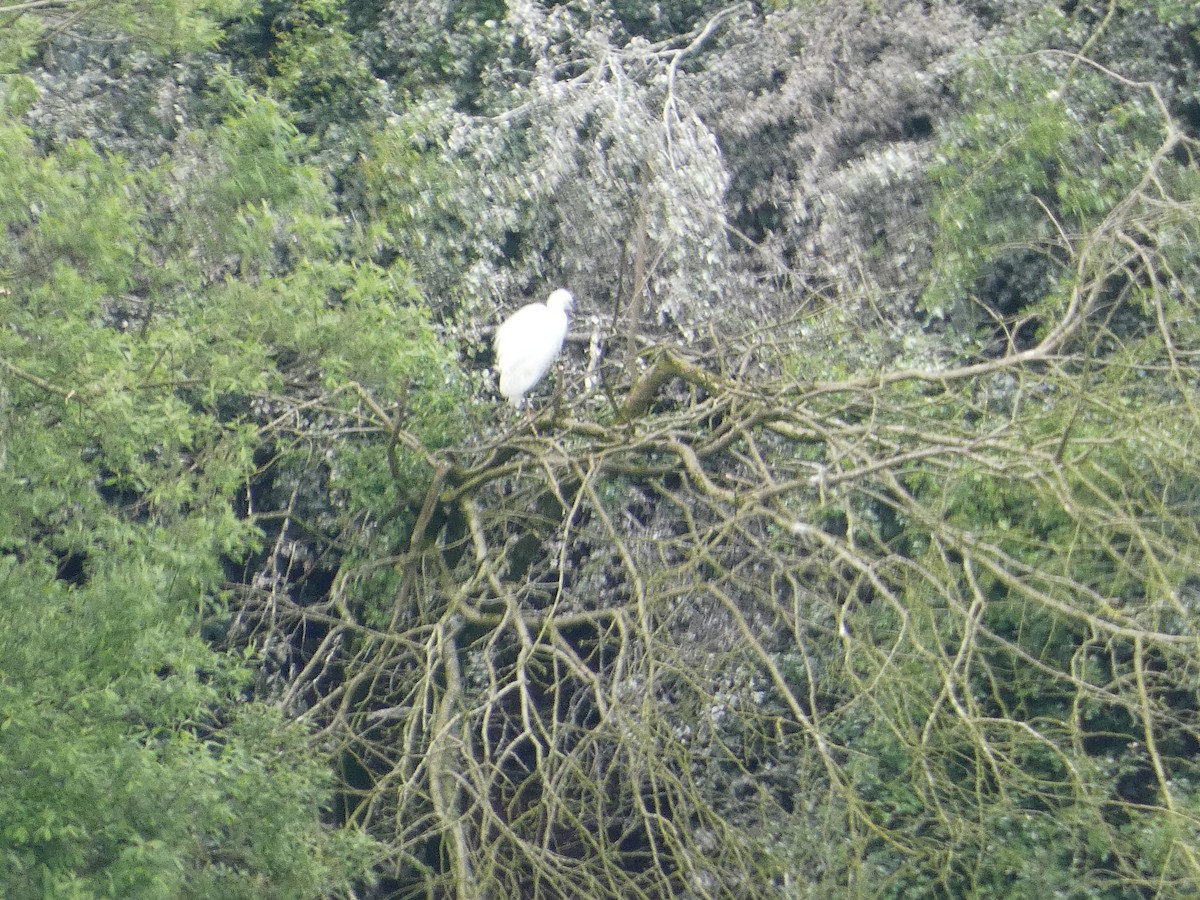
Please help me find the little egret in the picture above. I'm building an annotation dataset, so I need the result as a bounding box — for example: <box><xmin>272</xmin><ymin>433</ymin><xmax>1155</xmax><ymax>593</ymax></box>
<box><xmin>494</xmin><ymin>288</ymin><xmax>574</xmax><ymax>407</ymax></box>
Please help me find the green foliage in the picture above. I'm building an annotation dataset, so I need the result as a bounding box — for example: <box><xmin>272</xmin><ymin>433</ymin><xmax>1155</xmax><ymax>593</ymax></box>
<box><xmin>0</xmin><ymin>0</ymin><xmax>256</xmax><ymax>71</ymax></box>
<box><xmin>790</xmin><ymin>14</ymin><xmax>1200</xmax><ymax>889</ymax></box>
<box><xmin>5</xmin><ymin>1</ymin><xmax>1200</xmax><ymax>897</ymax></box>
<box><xmin>0</xmin><ymin>559</ymin><xmax>374</xmax><ymax>900</ymax></box>
<box><xmin>359</xmin><ymin>112</ymin><xmax>481</xmax><ymax>310</ymax></box>
<box><xmin>923</xmin><ymin>3</ymin><xmax>1194</xmax><ymax>342</ymax></box>
<box><xmin>0</xmin><ymin>59</ymin><xmax>470</xmax><ymax>894</ymax></box>
<box><xmin>242</xmin><ymin>0</ymin><xmax>376</xmax><ymax>128</ymax></box>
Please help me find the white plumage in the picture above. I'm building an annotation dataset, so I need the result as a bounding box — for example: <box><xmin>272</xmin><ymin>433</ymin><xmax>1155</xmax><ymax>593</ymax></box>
<box><xmin>493</xmin><ymin>289</ymin><xmax>574</xmax><ymax>407</ymax></box>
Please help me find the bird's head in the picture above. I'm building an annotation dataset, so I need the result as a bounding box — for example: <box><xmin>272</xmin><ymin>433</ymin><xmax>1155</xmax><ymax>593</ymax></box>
<box><xmin>546</xmin><ymin>289</ymin><xmax>574</xmax><ymax>314</ymax></box>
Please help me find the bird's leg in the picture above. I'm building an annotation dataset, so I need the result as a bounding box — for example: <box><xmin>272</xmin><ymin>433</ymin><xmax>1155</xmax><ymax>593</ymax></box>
<box><xmin>550</xmin><ymin>359</ymin><xmax>566</xmax><ymax>419</ymax></box>
<box><xmin>521</xmin><ymin>399</ymin><xmax>542</xmax><ymax>434</ymax></box>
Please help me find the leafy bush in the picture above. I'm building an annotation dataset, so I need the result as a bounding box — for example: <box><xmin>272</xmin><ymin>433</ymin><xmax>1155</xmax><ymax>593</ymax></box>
<box><xmin>0</xmin><ymin>60</ymin><xmax>464</xmax><ymax>897</ymax></box>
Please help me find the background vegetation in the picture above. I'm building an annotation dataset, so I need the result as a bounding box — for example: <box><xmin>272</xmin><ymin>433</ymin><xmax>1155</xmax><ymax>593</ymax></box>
<box><xmin>1</xmin><ymin>1</ymin><xmax>1198</xmax><ymax>897</ymax></box>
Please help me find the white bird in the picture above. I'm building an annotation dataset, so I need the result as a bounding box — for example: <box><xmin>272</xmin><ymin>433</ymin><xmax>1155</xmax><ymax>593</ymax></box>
<box><xmin>493</xmin><ymin>288</ymin><xmax>574</xmax><ymax>407</ymax></box>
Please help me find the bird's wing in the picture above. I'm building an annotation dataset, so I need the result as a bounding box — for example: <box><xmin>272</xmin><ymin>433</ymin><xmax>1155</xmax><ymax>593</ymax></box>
<box><xmin>493</xmin><ymin>303</ymin><xmax>543</xmax><ymax>369</ymax></box>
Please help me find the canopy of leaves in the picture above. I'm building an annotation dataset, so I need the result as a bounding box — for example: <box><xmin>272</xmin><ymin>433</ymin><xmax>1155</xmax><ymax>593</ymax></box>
<box><xmin>0</xmin><ymin>23</ymin><xmax>465</xmax><ymax>897</ymax></box>
<box><xmin>3</xmin><ymin>1</ymin><xmax>1200</xmax><ymax>898</ymax></box>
